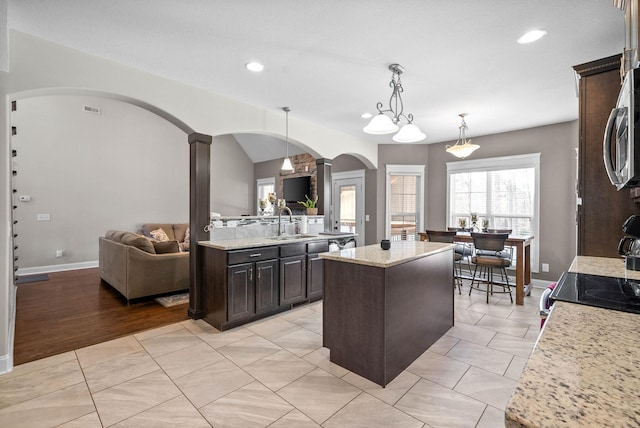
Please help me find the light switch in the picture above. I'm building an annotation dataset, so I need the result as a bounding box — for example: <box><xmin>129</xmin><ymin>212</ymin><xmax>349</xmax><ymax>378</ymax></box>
<box><xmin>19</xmin><ymin>195</ymin><xmax>31</xmax><ymax>202</ymax></box>
<box><xmin>37</xmin><ymin>213</ymin><xmax>50</xmax><ymax>221</ymax></box>
<box><xmin>365</xmin><ymin>214</ymin><xmax>370</xmax><ymax>221</ymax></box>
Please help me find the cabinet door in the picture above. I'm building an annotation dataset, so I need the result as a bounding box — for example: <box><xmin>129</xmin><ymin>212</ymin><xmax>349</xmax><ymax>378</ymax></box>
<box><xmin>227</xmin><ymin>263</ymin><xmax>255</xmax><ymax>322</ymax></box>
<box><xmin>256</xmin><ymin>259</ymin><xmax>279</xmax><ymax>314</ymax></box>
<box><xmin>575</xmin><ymin>55</ymin><xmax>636</xmax><ymax>257</ymax></box>
<box><xmin>307</xmin><ymin>253</ymin><xmax>324</xmax><ymax>301</ymax></box>
<box><xmin>280</xmin><ymin>255</ymin><xmax>306</xmax><ymax>305</ymax></box>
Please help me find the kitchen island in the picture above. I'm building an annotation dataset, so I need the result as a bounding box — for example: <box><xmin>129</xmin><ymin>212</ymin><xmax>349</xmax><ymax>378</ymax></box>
<box><xmin>320</xmin><ymin>241</ymin><xmax>455</xmax><ymax>387</ymax></box>
<box><xmin>505</xmin><ymin>256</ymin><xmax>640</xmax><ymax>427</ymax></box>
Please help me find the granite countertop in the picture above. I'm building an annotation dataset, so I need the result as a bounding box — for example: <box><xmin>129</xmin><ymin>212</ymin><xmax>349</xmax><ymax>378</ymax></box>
<box><xmin>318</xmin><ymin>241</ymin><xmax>454</xmax><ymax>268</ymax></box>
<box><xmin>198</xmin><ymin>233</ymin><xmax>354</xmax><ymax>250</ymax></box>
<box><xmin>505</xmin><ymin>256</ymin><xmax>640</xmax><ymax>427</ymax></box>
<box><xmin>568</xmin><ymin>255</ymin><xmax>640</xmax><ymax>280</ymax></box>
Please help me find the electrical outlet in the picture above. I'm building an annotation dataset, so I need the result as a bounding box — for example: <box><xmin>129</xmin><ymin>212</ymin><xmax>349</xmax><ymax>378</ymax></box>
<box><xmin>542</xmin><ymin>263</ymin><xmax>550</xmax><ymax>272</ymax></box>
<box><xmin>55</xmin><ymin>250</ymin><xmax>64</xmax><ymax>258</ymax></box>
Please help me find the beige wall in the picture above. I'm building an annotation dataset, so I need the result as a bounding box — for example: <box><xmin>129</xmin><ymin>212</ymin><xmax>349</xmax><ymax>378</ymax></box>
<box><xmin>426</xmin><ymin>121</ymin><xmax>578</xmax><ymax>281</ymax></box>
<box><xmin>1</xmin><ymin>70</ymin><xmax>11</xmax><ymax>371</ymax></box>
<box><xmin>11</xmin><ymin>96</ymin><xmax>254</xmax><ymax>271</ymax></box>
<box><xmin>211</xmin><ymin>134</ymin><xmax>254</xmax><ymax>216</ymax></box>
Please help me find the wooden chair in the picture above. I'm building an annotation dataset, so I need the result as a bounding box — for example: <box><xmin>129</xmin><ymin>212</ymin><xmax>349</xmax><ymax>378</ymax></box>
<box><xmin>468</xmin><ymin>232</ymin><xmax>512</xmax><ymax>303</ymax></box>
<box><xmin>425</xmin><ymin>230</ymin><xmax>463</xmax><ymax>294</ymax></box>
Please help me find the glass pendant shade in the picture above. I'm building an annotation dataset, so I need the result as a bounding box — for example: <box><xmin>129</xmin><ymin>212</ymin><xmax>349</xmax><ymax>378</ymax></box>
<box><xmin>363</xmin><ymin>113</ymin><xmax>399</xmax><ymax>135</ymax></box>
<box><xmin>281</xmin><ymin>157</ymin><xmax>294</xmax><ymax>171</ymax></box>
<box><xmin>446</xmin><ymin>113</ymin><xmax>479</xmax><ymax>159</ymax></box>
<box><xmin>445</xmin><ymin>143</ymin><xmax>480</xmax><ymax>158</ymax></box>
<box><xmin>392</xmin><ymin>123</ymin><xmax>426</xmax><ymax>143</ymax></box>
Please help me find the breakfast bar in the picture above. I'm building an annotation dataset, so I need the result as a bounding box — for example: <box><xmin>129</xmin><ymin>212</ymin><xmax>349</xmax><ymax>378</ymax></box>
<box><xmin>320</xmin><ymin>241</ymin><xmax>455</xmax><ymax>387</ymax></box>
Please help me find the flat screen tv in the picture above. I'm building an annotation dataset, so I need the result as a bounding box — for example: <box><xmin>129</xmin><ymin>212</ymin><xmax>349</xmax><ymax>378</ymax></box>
<box><xmin>283</xmin><ymin>176</ymin><xmax>311</xmax><ymax>203</ymax></box>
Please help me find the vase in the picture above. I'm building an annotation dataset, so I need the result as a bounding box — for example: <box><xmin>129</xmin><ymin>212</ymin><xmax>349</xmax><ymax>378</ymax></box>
<box><xmin>306</xmin><ymin>208</ymin><xmax>318</xmax><ymax>215</ymax></box>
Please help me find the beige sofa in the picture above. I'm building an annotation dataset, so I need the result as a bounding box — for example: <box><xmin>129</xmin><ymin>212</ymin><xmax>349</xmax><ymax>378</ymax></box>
<box><xmin>98</xmin><ymin>224</ymin><xmax>189</xmax><ymax>301</ymax></box>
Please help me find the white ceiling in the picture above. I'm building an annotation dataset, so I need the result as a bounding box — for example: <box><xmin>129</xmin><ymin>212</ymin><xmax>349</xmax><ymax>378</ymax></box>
<box><xmin>7</xmin><ymin>0</ymin><xmax>625</xmax><ymax>162</ymax></box>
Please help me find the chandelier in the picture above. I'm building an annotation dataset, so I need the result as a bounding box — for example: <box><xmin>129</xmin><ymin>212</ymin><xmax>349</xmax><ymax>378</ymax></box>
<box><xmin>281</xmin><ymin>107</ymin><xmax>294</xmax><ymax>171</ymax></box>
<box><xmin>446</xmin><ymin>114</ymin><xmax>479</xmax><ymax>159</ymax></box>
<box><xmin>363</xmin><ymin>64</ymin><xmax>426</xmax><ymax>143</ymax></box>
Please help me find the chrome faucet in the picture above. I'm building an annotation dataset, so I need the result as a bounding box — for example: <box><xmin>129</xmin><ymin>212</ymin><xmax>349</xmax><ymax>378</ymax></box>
<box><xmin>278</xmin><ymin>206</ymin><xmax>293</xmax><ymax>236</ymax></box>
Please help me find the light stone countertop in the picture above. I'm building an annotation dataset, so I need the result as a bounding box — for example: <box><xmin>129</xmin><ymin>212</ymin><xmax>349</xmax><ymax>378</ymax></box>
<box><xmin>318</xmin><ymin>241</ymin><xmax>454</xmax><ymax>268</ymax></box>
<box><xmin>568</xmin><ymin>255</ymin><xmax>640</xmax><ymax>280</ymax></box>
<box><xmin>198</xmin><ymin>233</ymin><xmax>354</xmax><ymax>251</ymax></box>
<box><xmin>505</xmin><ymin>256</ymin><xmax>640</xmax><ymax>427</ymax></box>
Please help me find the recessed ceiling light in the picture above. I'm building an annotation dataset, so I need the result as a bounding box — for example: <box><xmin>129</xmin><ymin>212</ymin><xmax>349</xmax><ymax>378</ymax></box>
<box><xmin>517</xmin><ymin>29</ymin><xmax>548</xmax><ymax>44</ymax></box>
<box><xmin>245</xmin><ymin>62</ymin><xmax>264</xmax><ymax>72</ymax></box>
<box><xmin>361</xmin><ymin>113</ymin><xmax>373</xmax><ymax>119</ymax></box>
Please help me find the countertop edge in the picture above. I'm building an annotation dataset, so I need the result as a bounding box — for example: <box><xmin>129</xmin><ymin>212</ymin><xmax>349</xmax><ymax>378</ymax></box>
<box><xmin>198</xmin><ymin>233</ymin><xmax>354</xmax><ymax>250</ymax></box>
<box><xmin>319</xmin><ymin>242</ymin><xmax>454</xmax><ymax>268</ymax></box>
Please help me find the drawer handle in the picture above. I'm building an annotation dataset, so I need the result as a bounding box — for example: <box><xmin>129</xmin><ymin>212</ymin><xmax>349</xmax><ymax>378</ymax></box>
<box><xmin>249</xmin><ymin>253</ymin><xmax>262</xmax><ymax>258</ymax></box>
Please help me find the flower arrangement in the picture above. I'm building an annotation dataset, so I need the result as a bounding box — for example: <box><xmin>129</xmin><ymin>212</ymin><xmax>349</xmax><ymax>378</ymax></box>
<box><xmin>298</xmin><ymin>194</ymin><xmax>318</xmax><ymax>209</ymax></box>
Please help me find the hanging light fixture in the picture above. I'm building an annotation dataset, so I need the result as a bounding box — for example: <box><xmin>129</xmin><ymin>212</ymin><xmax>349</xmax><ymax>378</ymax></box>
<box><xmin>446</xmin><ymin>114</ymin><xmax>479</xmax><ymax>159</ymax></box>
<box><xmin>363</xmin><ymin>63</ymin><xmax>426</xmax><ymax>143</ymax></box>
<box><xmin>281</xmin><ymin>107</ymin><xmax>294</xmax><ymax>171</ymax></box>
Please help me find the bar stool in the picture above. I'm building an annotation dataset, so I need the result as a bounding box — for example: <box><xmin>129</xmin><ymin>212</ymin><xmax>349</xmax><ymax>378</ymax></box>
<box><xmin>425</xmin><ymin>230</ymin><xmax>463</xmax><ymax>294</ymax></box>
<box><xmin>468</xmin><ymin>232</ymin><xmax>512</xmax><ymax>303</ymax></box>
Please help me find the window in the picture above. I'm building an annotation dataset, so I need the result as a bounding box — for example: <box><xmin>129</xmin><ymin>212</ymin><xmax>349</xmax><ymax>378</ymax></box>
<box><xmin>256</xmin><ymin>177</ymin><xmax>275</xmax><ymax>215</ymax></box>
<box><xmin>447</xmin><ymin>153</ymin><xmax>540</xmax><ymax>272</ymax></box>
<box><xmin>386</xmin><ymin>165</ymin><xmax>425</xmax><ymax>241</ymax></box>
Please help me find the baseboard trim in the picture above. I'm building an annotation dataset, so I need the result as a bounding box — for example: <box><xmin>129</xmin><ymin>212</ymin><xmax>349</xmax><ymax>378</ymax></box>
<box><xmin>16</xmin><ymin>261</ymin><xmax>98</xmax><ymax>276</ymax></box>
<box><xmin>0</xmin><ymin>353</ymin><xmax>12</xmax><ymax>375</ymax></box>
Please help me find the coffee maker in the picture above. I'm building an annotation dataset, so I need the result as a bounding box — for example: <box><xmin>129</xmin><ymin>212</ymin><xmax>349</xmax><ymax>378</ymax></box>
<box><xmin>619</xmin><ymin>215</ymin><xmax>640</xmax><ymax>270</ymax></box>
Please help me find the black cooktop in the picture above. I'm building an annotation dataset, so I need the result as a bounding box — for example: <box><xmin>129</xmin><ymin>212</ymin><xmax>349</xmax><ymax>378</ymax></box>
<box><xmin>550</xmin><ymin>272</ymin><xmax>640</xmax><ymax>314</ymax></box>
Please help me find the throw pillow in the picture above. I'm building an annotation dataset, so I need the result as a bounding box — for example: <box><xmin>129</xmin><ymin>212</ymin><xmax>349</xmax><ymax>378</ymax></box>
<box><xmin>153</xmin><ymin>240</ymin><xmax>180</xmax><ymax>254</ymax></box>
<box><xmin>150</xmin><ymin>228</ymin><xmax>170</xmax><ymax>242</ymax></box>
<box><xmin>178</xmin><ymin>227</ymin><xmax>191</xmax><ymax>252</ymax></box>
<box><xmin>121</xmin><ymin>232</ymin><xmax>156</xmax><ymax>254</ymax></box>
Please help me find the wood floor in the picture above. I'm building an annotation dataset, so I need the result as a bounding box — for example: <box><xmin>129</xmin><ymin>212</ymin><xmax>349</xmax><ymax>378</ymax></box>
<box><xmin>14</xmin><ymin>268</ymin><xmax>190</xmax><ymax>365</ymax></box>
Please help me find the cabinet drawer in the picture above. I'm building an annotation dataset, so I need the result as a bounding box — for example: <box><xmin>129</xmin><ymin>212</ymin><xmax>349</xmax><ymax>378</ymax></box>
<box><xmin>307</xmin><ymin>240</ymin><xmax>329</xmax><ymax>254</ymax></box>
<box><xmin>228</xmin><ymin>247</ymin><xmax>278</xmax><ymax>265</ymax></box>
<box><xmin>280</xmin><ymin>243</ymin><xmax>306</xmax><ymax>257</ymax></box>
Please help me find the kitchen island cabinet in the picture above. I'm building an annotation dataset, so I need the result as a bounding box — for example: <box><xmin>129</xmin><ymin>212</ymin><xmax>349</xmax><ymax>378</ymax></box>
<box><xmin>320</xmin><ymin>241</ymin><xmax>454</xmax><ymax>387</ymax></box>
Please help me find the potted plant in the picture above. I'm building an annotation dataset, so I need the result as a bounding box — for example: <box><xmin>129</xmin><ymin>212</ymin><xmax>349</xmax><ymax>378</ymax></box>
<box><xmin>298</xmin><ymin>194</ymin><xmax>319</xmax><ymax>215</ymax></box>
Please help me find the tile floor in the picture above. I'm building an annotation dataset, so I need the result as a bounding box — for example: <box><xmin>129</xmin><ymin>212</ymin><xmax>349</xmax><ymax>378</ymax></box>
<box><xmin>0</xmin><ymin>283</ymin><xmax>543</xmax><ymax>427</ymax></box>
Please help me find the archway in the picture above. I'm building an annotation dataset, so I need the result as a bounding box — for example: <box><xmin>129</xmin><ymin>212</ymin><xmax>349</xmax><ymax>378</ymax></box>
<box><xmin>6</xmin><ymin>88</ymin><xmax>210</xmax><ymax>370</ymax></box>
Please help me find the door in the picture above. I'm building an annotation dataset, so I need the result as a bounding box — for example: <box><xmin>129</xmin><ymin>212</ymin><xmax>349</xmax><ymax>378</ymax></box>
<box><xmin>280</xmin><ymin>255</ymin><xmax>306</xmax><ymax>305</ymax></box>
<box><xmin>306</xmin><ymin>253</ymin><xmax>324</xmax><ymax>301</ymax></box>
<box><xmin>332</xmin><ymin>171</ymin><xmax>365</xmax><ymax>247</ymax></box>
<box><xmin>255</xmin><ymin>259</ymin><xmax>279</xmax><ymax>314</ymax></box>
<box><xmin>227</xmin><ymin>263</ymin><xmax>255</xmax><ymax>322</ymax></box>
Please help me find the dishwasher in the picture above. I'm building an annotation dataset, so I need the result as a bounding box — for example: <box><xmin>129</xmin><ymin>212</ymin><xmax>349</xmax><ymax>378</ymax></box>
<box><xmin>320</xmin><ymin>232</ymin><xmax>356</xmax><ymax>251</ymax></box>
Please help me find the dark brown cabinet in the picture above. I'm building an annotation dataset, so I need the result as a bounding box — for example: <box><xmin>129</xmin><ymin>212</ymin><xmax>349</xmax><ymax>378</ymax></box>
<box><xmin>574</xmin><ymin>55</ymin><xmax>638</xmax><ymax>257</ymax></box>
<box><xmin>306</xmin><ymin>240</ymin><xmax>328</xmax><ymax>302</ymax></box>
<box><xmin>255</xmin><ymin>259</ymin><xmax>279</xmax><ymax>314</ymax></box>
<box><xmin>280</xmin><ymin>243</ymin><xmax>307</xmax><ymax>305</ymax></box>
<box><xmin>227</xmin><ymin>263</ymin><xmax>255</xmax><ymax>322</ymax></box>
<box><xmin>202</xmin><ymin>239</ymin><xmax>331</xmax><ymax>330</ymax></box>
<box><xmin>307</xmin><ymin>253</ymin><xmax>324</xmax><ymax>301</ymax></box>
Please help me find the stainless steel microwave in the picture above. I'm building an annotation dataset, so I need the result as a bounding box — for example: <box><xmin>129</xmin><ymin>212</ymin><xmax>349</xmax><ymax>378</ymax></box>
<box><xmin>604</xmin><ymin>67</ymin><xmax>640</xmax><ymax>190</ymax></box>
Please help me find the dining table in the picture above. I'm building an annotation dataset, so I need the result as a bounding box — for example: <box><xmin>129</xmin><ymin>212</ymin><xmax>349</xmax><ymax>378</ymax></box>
<box><xmin>418</xmin><ymin>231</ymin><xmax>534</xmax><ymax>305</ymax></box>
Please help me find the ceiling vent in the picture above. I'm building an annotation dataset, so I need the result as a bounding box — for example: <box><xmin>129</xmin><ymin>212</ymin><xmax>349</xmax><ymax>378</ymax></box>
<box><xmin>82</xmin><ymin>105</ymin><xmax>101</xmax><ymax>115</ymax></box>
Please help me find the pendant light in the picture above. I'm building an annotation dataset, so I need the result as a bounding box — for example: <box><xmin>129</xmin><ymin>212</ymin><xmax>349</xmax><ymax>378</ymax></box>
<box><xmin>281</xmin><ymin>107</ymin><xmax>294</xmax><ymax>171</ymax></box>
<box><xmin>445</xmin><ymin>114</ymin><xmax>479</xmax><ymax>159</ymax></box>
<box><xmin>363</xmin><ymin>63</ymin><xmax>426</xmax><ymax>143</ymax></box>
